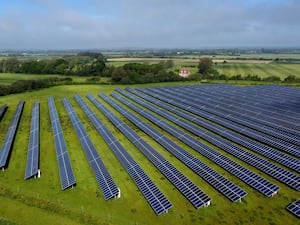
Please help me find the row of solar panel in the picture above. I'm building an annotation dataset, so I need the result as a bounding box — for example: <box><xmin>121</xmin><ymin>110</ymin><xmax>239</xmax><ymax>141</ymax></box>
<box><xmin>179</xmin><ymin>85</ymin><xmax>300</xmax><ymax>133</ymax></box>
<box><xmin>62</xmin><ymin>98</ymin><xmax>119</xmax><ymax>200</ymax></box>
<box><xmin>147</xmin><ymin>87</ymin><xmax>300</xmax><ymax>158</ymax></box>
<box><xmin>48</xmin><ymin>97</ymin><xmax>76</xmax><ymax>190</ymax></box>
<box><xmin>112</xmin><ymin>90</ymin><xmax>287</xmax><ymax>196</ymax></box>
<box><xmin>25</xmin><ymin>102</ymin><xmax>40</xmax><ymax>179</ymax></box>
<box><xmin>0</xmin><ymin>100</ymin><xmax>24</xmax><ymax>169</ymax></box>
<box><xmin>88</xmin><ymin>94</ymin><xmax>213</xmax><ymax>207</ymax></box>
<box><xmin>121</xmin><ymin>88</ymin><xmax>300</xmax><ymax>190</ymax></box>
<box><xmin>0</xmin><ymin>104</ymin><xmax>8</xmax><ymax>122</ymax></box>
<box><xmin>128</xmin><ymin>87</ymin><xmax>300</xmax><ymax>174</ymax></box>
<box><xmin>286</xmin><ymin>199</ymin><xmax>300</xmax><ymax>218</ymax></box>
<box><xmin>74</xmin><ymin>94</ymin><xmax>172</xmax><ymax>215</ymax></box>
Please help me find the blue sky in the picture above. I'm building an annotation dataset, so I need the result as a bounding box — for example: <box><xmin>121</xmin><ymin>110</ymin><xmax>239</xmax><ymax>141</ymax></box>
<box><xmin>0</xmin><ymin>0</ymin><xmax>299</xmax><ymax>49</ymax></box>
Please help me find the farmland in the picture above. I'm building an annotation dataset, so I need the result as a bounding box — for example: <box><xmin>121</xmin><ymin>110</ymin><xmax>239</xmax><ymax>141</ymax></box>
<box><xmin>0</xmin><ymin>82</ymin><xmax>299</xmax><ymax>225</ymax></box>
<box><xmin>107</xmin><ymin>58</ymin><xmax>300</xmax><ymax>80</ymax></box>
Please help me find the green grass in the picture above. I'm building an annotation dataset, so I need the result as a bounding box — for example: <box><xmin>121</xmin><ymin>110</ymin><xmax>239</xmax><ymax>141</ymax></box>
<box><xmin>0</xmin><ymin>83</ymin><xmax>299</xmax><ymax>225</ymax></box>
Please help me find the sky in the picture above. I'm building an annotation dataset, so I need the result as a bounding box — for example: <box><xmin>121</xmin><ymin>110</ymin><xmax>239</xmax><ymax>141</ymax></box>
<box><xmin>0</xmin><ymin>0</ymin><xmax>299</xmax><ymax>49</ymax></box>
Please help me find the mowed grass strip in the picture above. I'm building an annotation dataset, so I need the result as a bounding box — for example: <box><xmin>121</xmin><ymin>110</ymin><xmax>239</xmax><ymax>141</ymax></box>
<box><xmin>0</xmin><ymin>84</ymin><xmax>299</xmax><ymax>225</ymax></box>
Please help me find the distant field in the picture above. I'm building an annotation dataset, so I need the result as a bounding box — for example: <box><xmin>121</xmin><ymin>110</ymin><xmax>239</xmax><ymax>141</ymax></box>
<box><xmin>0</xmin><ymin>83</ymin><xmax>299</xmax><ymax>225</ymax></box>
<box><xmin>215</xmin><ymin>63</ymin><xmax>300</xmax><ymax>79</ymax></box>
<box><xmin>108</xmin><ymin>58</ymin><xmax>300</xmax><ymax>80</ymax></box>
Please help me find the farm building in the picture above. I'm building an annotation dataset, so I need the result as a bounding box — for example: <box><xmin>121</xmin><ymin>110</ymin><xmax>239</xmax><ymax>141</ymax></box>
<box><xmin>179</xmin><ymin>67</ymin><xmax>191</xmax><ymax>78</ymax></box>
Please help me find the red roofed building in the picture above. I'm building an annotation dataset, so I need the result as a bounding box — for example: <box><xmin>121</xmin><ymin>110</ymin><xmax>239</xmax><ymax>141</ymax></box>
<box><xmin>179</xmin><ymin>67</ymin><xmax>191</xmax><ymax>78</ymax></box>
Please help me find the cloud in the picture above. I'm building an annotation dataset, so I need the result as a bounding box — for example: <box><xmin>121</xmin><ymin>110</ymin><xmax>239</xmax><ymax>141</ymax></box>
<box><xmin>0</xmin><ymin>0</ymin><xmax>299</xmax><ymax>49</ymax></box>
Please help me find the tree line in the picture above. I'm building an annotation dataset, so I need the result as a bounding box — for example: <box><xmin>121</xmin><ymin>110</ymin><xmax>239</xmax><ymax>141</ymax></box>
<box><xmin>0</xmin><ymin>52</ymin><xmax>106</xmax><ymax>76</ymax></box>
<box><xmin>0</xmin><ymin>77</ymin><xmax>72</xmax><ymax>96</ymax></box>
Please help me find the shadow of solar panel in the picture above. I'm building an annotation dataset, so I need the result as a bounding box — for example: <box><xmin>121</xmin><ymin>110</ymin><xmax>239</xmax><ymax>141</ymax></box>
<box><xmin>48</xmin><ymin>97</ymin><xmax>76</xmax><ymax>190</ymax></box>
<box><xmin>25</xmin><ymin>101</ymin><xmax>40</xmax><ymax>179</ymax></box>
<box><xmin>62</xmin><ymin>97</ymin><xmax>119</xmax><ymax>200</ymax></box>
<box><xmin>0</xmin><ymin>100</ymin><xmax>24</xmax><ymax>169</ymax></box>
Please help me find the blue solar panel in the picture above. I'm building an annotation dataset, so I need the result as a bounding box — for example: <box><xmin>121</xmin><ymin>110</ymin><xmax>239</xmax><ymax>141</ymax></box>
<box><xmin>87</xmin><ymin>94</ymin><xmax>213</xmax><ymax>207</ymax></box>
<box><xmin>62</xmin><ymin>97</ymin><xmax>119</xmax><ymax>200</ymax></box>
<box><xmin>74</xmin><ymin>94</ymin><xmax>172</xmax><ymax>215</ymax></box>
<box><xmin>286</xmin><ymin>199</ymin><xmax>300</xmax><ymax>218</ymax></box>
<box><xmin>0</xmin><ymin>100</ymin><xmax>24</xmax><ymax>169</ymax></box>
<box><xmin>48</xmin><ymin>97</ymin><xmax>76</xmax><ymax>190</ymax></box>
<box><xmin>0</xmin><ymin>104</ymin><xmax>8</xmax><ymax>122</ymax></box>
<box><xmin>124</xmin><ymin>88</ymin><xmax>300</xmax><ymax>191</ymax></box>
<box><xmin>25</xmin><ymin>101</ymin><xmax>40</xmax><ymax>179</ymax></box>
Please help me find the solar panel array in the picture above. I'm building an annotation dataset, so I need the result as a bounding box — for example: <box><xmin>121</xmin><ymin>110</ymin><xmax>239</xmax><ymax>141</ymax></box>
<box><xmin>0</xmin><ymin>100</ymin><xmax>25</xmax><ymax>169</ymax></box>
<box><xmin>98</xmin><ymin>94</ymin><xmax>250</xmax><ymax>203</ymax></box>
<box><xmin>62</xmin><ymin>98</ymin><xmax>119</xmax><ymax>200</ymax></box>
<box><xmin>112</xmin><ymin>91</ymin><xmax>284</xmax><ymax>197</ymax></box>
<box><xmin>25</xmin><ymin>101</ymin><xmax>40</xmax><ymax>179</ymax></box>
<box><xmin>48</xmin><ymin>97</ymin><xmax>76</xmax><ymax>190</ymax></box>
<box><xmin>74</xmin><ymin>94</ymin><xmax>172</xmax><ymax>215</ymax></box>
<box><xmin>122</xmin><ymin>88</ymin><xmax>300</xmax><ymax>191</ymax></box>
<box><xmin>0</xmin><ymin>104</ymin><xmax>8</xmax><ymax>122</ymax></box>
<box><xmin>146</xmin><ymin>86</ymin><xmax>300</xmax><ymax>158</ymax></box>
<box><xmin>87</xmin><ymin>94</ymin><xmax>215</xmax><ymax>206</ymax></box>
<box><xmin>286</xmin><ymin>199</ymin><xmax>300</xmax><ymax>218</ymax></box>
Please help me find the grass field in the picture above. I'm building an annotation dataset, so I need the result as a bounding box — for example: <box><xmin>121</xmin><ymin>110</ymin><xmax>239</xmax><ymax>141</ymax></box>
<box><xmin>0</xmin><ymin>83</ymin><xmax>299</xmax><ymax>225</ymax></box>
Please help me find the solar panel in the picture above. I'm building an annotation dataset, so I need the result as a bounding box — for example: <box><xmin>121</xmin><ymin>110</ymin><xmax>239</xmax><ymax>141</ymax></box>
<box><xmin>74</xmin><ymin>94</ymin><xmax>172</xmax><ymax>215</ymax></box>
<box><xmin>48</xmin><ymin>97</ymin><xmax>76</xmax><ymax>190</ymax></box>
<box><xmin>62</xmin><ymin>97</ymin><xmax>119</xmax><ymax>200</ymax></box>
<box><xmin>0</xmin><ymin>100</ymin><xmax>25</xmax><ymax>169</ymax></box>
<box><xmin>0</xmin><ymin>104</ymin><xmax>8</xmax><ymax>122</ymax></box>
<box><xmin>25</xmin><ymin>101</ymin><xmax>40</xmax><ymax>179</ymax></box>
<box><xmin>124</xmin><ymin>88</ymin><xmax>300</xmax><ymax>191</ymax></box>
<box><xmin>286</xmin><ymin>199</ymin><xmax>300</xmax><ymax>218</ymax></box>
<box><xmin>87</xmin><ymin>94</ymin><xmax>214</xmax><ymax>206</ymax></box>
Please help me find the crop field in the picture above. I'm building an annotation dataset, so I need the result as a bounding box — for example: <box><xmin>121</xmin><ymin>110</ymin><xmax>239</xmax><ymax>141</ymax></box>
<box><xmin>215</xmin><ymin>63</ymin><xmax>300</xmax><ymax>79</ymax></box>
<box><xmin>0</xmin><ymin>83</ymin><xmax>299</xmax><ymax>225</ymax></box>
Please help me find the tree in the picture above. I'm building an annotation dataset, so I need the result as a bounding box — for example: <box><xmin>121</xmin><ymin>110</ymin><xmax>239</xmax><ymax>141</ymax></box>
<box><xmin>198</xmin><ymin>58</ymin><xmax>213</xmax><ymax>74</ymax></box>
